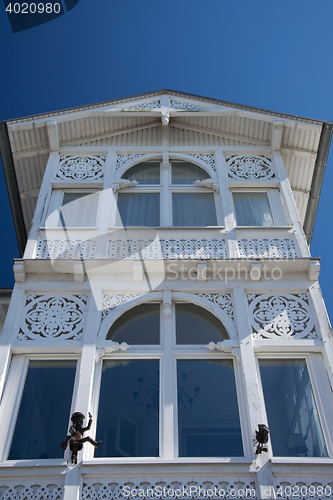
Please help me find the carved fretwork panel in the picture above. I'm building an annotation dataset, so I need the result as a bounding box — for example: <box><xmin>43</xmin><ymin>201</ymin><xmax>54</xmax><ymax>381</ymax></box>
<box><xmin>196</xmin><ymin>293</ymin><xmax>234</xmax><ymax>320</ymax></box>
<box><xmin>82</xmin><ymin>477</ymin><xmax>256</xmax><ymax>500</ymax></box>
<box><xmin>18</xmin><ymin>294</ymin><xmax>88</xmax><ymax>341</ymax></box>
<box><xmin>0</xmin><ymin>484</ymin><xmax>63</xmax><ymax>500</ymax></box>
<box><xmin>247</xmin><ymin>293</ymin><xmax>318</xmax><ymax>339</ymax></box>
<box><xmin>56</xmin><ymin>155</ymin><xmax>106</xmax><ymax>180</ymax></box>
<box><xmin>169</xmin><ymin>99</ymin><xmax>210</xmax><ymax>111</ymax></box>
<box><xmin>185</xmin><ymin>153</ymin><xmax>216</xmax><ymax>172</ymax></box>
<box><xmin>108</xmin><ymin>238</ymin><xmax>227</xmax><ymax>260</ymax></box>
<box><xmin>238</xmin><ymin>238</ymin><xmax>298</xmax><ymax>259</ymax></box>
<box><xmin>226</xmin><ymin>155</ymin><xmax>275</xmax><ymax>180</ymax></box>
<box><xmin>124</xmin><ymin>100</ymin><xmax>161</xmax><ymax>110</ymax></box>
<box><xmin>116</xmin><ymin>154</ymin><xmax>148</xmax><ymax>171</ymax></box>
<box><xmin>36</xmin><ymin>239</ymin><xmax>96</xmax><ymax>259</ymax></box>
<box><xmin>101</xmin><ymin>293</ymin><xmax>141</xmax><ymax>321</ymax></box>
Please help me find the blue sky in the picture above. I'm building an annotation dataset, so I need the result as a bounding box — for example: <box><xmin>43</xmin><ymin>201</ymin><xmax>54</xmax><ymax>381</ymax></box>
<box><xmin>0</xmin><ymin>0</ymin><xmax>332</xmax><ymax>319</ymax></box>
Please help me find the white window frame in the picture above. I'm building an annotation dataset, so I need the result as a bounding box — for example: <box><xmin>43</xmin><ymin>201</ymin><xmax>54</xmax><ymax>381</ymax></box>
<box><xmin>43</xmin><ymin>189</ymin><xmax>102</xmax><ymax>228</ymax></box>
<box><xmin>255</xmin><ymin>352</ymin><xmax>333</xmax><ymax>461</ymax></box>
<box><xmin>112</xmin><ymin>159</ymin><xmax>222</xmax><ymax>228</ymax></box>
<box><xmin>0</xmin><ymin>354</ymin><xmax>80</xmax><ymax>464</ymax></box>
<box><xmin>231</xmin><ymin>188</ymin><xmax>288</xmax><ymax>227</ymax></box>
<box><xmin>89</xmin><ymin>301</ymin><xmax>247</xmax><ymax>463</ymax></box>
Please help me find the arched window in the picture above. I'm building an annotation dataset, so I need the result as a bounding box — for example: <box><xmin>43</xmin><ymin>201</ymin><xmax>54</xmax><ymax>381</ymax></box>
<box><xmin>95</xmin><ymin>301</ymin><xmax>243</xmax><ymax>459</ymax></box>
<box><xmin>115</xmin><ymin>159</ymin><xmax>219</xmax><ymax>227</ymax></box>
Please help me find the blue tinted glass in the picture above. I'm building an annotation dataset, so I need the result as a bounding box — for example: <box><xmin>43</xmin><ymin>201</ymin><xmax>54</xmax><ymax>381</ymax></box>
<box><xmin>107</xmin><ymin>304</ymin><xmax>160</xmax><ymax>344</ymax></box>
<box><xmin>259</xmin><ymin>359</ymin><xmax>328</xmax><ymax>457</ymax></box>
<box><xmin>8</xmin><ymin>361</ymin><xmax>76</xmax><ymax>460</ymax></box>
<box><xmin>173</xmin><ymin>193</ymin><xmax>217</xmax><ymax>226</ymax></box>
<box><xmin>96</xmin><ymin>360</ymin><xmax>159</xmax><ymax>457</ymax></box>
<box><xmin>122</xmin><ymin>162</ymin><xmax>160</xmax><ymax>184</ymax></box>
<box><xmin>117</xmin><ymin>193</ymin><xmax>160</xmax><ymax>226</ymax></box>
<box><xmin>177</xmin><ymin>360</ymin><xmax>243</xmax><ymax>457</ymax></box>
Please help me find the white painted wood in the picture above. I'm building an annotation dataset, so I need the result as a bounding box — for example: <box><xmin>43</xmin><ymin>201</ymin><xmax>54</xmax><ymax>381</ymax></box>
<box><xmin>273</xmin><ymin>151</ymin><xmax>310</xmax><ymax>257</ymax></box>
<box><xmin>0</xmin><ymin>355</ymin><xmax>28</xmax><ymax>462</ymax></box>
<box><xmin>233</xmin><ymin>287</ymin><xmax>275</xmax><ymax>498</ymax></box>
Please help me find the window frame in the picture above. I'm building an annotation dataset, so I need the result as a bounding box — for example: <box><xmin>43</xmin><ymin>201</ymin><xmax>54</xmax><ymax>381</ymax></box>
<box><xmin>0</xmin><ymin>354</ymin><xmax>79</xmax><ymax>464</ymax></box>
<box><xmin>112</xmin><ymin>159</ymin><xmax>222</xmax><ymax>228</ymax></box>
<box><xmin>231</xmin><ymin>188</ymin><xmax>288</xmax><ymax>227</ymax></box>
<box><xmin>256</xmin><ymin>352</ymin><xmax>333</xmax><ymax>460</ymax></box>
<box><xmin>90</xmin><ymin>301</ymin><xmax>247</xmax><ymax>462</ymax></box>
<box><xmin>43</xmin><ymin>188</ymin><xmax>102</xmax><ymax>229</ymax></box>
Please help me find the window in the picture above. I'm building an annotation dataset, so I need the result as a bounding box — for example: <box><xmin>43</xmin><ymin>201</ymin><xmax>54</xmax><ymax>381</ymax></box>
<box><xmin>115</xmin><ymin>160</ymin><xmax>219</xmax><ymax>227</ymax></box>
<box><xmin>259</xmin><ymin>359</ymin><xmax>328</xmax><ymax>457</ymax></box>
<box><xmin>45</xmin><ymin>191</ymin><xmax>99</xmax><ymax>228</ymax></box>
<box><xmin>8</xmin><ymin>360</ymin><xmax>76</xmax><ymax>460</ymax></box>
<box><xmin>94</xmin><ymin>301</ymin><xmax>243</xmax><ymax>458</ymax></box>
<box><xmin>233</xmin><ymin>192</ymin><xmax>273</xmax><ymax>227</ymax></box>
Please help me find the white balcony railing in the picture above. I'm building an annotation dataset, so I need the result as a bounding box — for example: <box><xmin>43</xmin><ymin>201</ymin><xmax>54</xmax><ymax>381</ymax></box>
<box><xmin>31</xmin><ymin>227</ymin><xmax>301</xmax><ymax>261</ymax></box>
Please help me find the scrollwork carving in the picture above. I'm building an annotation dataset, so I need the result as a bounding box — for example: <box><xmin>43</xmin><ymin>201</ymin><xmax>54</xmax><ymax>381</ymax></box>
<box><xmin>18</xmin><ymin>294</ymin><xmax>88</xmax><ymax>341</ymax></box>
<box><xmin>226</xmin><ymin>155</ymin><xmax>275</xmax><ymax>180</ymax></box>
<box><xmin>56</xmin><ymin>155</ymin><xmax>105</xmax><ymax>180</ymax></box>
<box><xmin>196</xmin><ymin>293</ymin><xmax>234</xmax><ymax>319</ymax></box>
<box><xmin>102</xmin><ymin>293</ymin><xmax>141</xmax><ymax>320</ymax></box>
<box><xmin>36</xmin><ymin>239</ymin><xmax>96</xmax><ymax>259</ymax></box>
<box><xmin>169</xmin><ymin>100</ymin><xmax>209</xmax><ymax>111</ymax></box>
<box><xmin>108</xmin><ymin>238</ymin><xmax>227</xmax><ymax>260</ymax></box>
<box><xmin>0</xmin><ymin>485</ymin><xmax>63</xmax><ymax>500</ymax></box>
<box><xmin>124</xmin><ymin>100</ymin><xmax>161</xmax><ymax>110</ymax></box>
<box><xmin>248</xmin><ymin>293</ymin><xmax>317</xmax><ymax>339</ymax></box>
<box><xmin>238</xmin><ymin>238</ymin><xmax>298</xmax><ymax>259</ymax></box>
<box><xmin>116</xmin><ymin>154</ymin><xmax>147</xmax><ymax>171</ymax></box>
<box><xmin>186</xmin><ymin>153</ymin><xmax>216</xmax><ymax>172</ymax></box>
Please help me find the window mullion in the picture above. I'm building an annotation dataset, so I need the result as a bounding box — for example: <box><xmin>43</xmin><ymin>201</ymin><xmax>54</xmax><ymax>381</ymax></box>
<box><xmin>160</xmin><ymin>298</ymin><xmax>176</xmax><ymax>458</ymax></box>
<box><xmin>161</xmin><ymin>160</ymin><xmax>169</xmax><ymax>226</ymax></box>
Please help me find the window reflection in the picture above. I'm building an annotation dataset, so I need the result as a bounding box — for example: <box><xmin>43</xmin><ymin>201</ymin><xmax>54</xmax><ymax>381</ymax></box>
<box><xmin>122</xmin><ymin>162</ymin><xmax>160</xmax><ymax>184</ymax></box>
<box><xmin>176</xmin><ymin>303</ymin><xmax>229</xmax><ymax>344</ymax></box>
<box><xmin>95</xmin><ymin>360</ymin><xmax>159</xmax><ymax>457</ymax></box>
<box><xmin>259</xmin><ymin>359</ymin><xmax>328</xmax><ymax>457</ymax></box>
<box><xmin>177</xmin><ymin>360</ymin><xmax>243</xmax><ymax>457</ymax></box>
<box><xmin>107</xmin><ymin>304</ymin><xmax>160</xmax><ymax>344</ymax></box>
<box><xmin>8</xmin><ymin>360</ymin><xmax>76</xmax><ymax>460</ymax></box>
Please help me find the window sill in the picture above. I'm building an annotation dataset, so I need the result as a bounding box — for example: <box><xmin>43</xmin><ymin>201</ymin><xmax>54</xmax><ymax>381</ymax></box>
<box><xmin>83</xmin><ymin>457</ymin><xmax>252</xmax><ymax>466</ymax></box>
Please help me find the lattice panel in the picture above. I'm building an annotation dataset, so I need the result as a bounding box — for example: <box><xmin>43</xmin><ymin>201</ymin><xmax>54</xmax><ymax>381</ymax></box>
<box><xmin>247</xmin><ymin>293</ymin><xmax>318</xmax><ymax>339</ymax></box>
<box><xmin>102</xmin><ymin>293</ymin><xmax>141</xmax><ymax>320</ymax></box>
<box><xmin>56</xmin><ymin>155</ymin><xmax>105</xmax><ymax>180</ymax></box>
<box><xmin>274</xmin><ymin>478</ymin><xmax>333</xmax><ymax>499</ymax></box>
<box><xmin>108</xmin><ymin>238</ymin><xmax>227</xmax><ymax>260</ymax></box>
<box><xmin>196</xmin><ymin>293</ymin><xmax>234</xmax><ymax>319</ymax></box>
<box><xmin>185</xmin><ymin>153</ymin><xmax>216</xmax><ymax>172</ymax></box>
<box><xmin>82</xmin><ymin>477</ymin><xmax>256</xmax><ymax>500</ymax></box>
<box><xmin>226</xmin><ymin>155</ymin><xmax>275</xmax><ymax>180</ymax></box>
<box><xmin>18</xmin><ymin>294</ymin><xmax>88</xmax><ymax>341</ymax></box>
<box><xmin>169</xmin><ymin>100</ymin><xmax>209</xmax><ymax>111</ymax></box>
<box><xmin>124</xmin><ymin>100</ymin><xmax>161</xmax><ymax>110</ymax></box>
<box><xmin>238</xmin><ymin>238</ymin><xmax>298</xmax><ymax>258</ymax></box>
<box><xmin>116</xmin><ymin>154</ymin><xmax>147</xmax><ymax>170</ymax></box>
<box><xmin>36</xmin><ymin>239</ymin><xmax>96</xmax><ymax>259</ymax></box>
<box><xmin>0</xmin><ymin>484</ymin><xmax>63</xmax><ymax>500</ymax></box>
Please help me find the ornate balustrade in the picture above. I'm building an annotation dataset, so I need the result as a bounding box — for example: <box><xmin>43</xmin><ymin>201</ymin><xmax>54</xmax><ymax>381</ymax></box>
<box><xmin>30</xmin><ymin>227</ymin><xmax>300</xmax><ymax>261</ymax></box>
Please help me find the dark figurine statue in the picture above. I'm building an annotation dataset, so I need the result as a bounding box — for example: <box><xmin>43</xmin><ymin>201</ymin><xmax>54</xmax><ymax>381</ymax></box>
<box><xmin>255</xmin><ymin>424</ymin><xmax>270</xmax><ymax>454</ymax></box>
<box><xmin>61</xmin><ymin>411</ymin><xmax>101</xmax><ymax>464</ymax></box>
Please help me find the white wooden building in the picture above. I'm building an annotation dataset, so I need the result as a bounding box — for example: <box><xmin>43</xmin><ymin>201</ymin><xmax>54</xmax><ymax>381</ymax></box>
<box><xmin>0</xmin><ymin>90</ymin><xmax>332</xmax><ymax>500</ymax></box>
